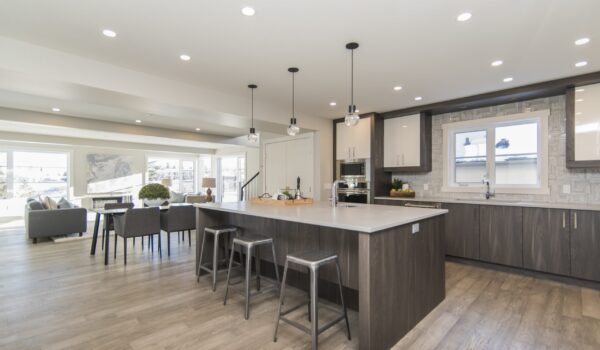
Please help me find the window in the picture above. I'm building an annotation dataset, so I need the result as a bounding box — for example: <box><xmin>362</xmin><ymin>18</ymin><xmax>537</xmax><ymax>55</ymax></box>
<box><xmin>13</xmin><ymin>151</ymin><xmax>69</xmax><ymax>199</ymax></box>
<box><xmin>146</xmin><ymin>156</ymin><xmax>197</xmax><ymax>193</ymax></box>
<box><xmin>198</xmin><ymin>155</ymin><xmax>212</xmax><ymax>186</ymax></box>
<box><xmin>443</xmin><ymin>111</ymin><xmax>549</xmax><ymax>194</ymax></box>
<box><xmin>0</xmin><ymin>152</ymin><xmax>7</xmax><ymax>199</ymax></box>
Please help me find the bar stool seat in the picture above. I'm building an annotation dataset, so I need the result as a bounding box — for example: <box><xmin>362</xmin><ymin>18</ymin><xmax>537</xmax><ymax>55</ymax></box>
<box><xmin>196</xmin><ymin>225</ymin><xmax>237</xmax><ymax>291</ymax></box>
<box><xmin>223</xmin><ymin>233</ymin><xmax>280</xmax><ymax>320</ymax></box>
<box><xmin>273</xmin><ymin>250</ymin><xmax>351</xmax><ymax>350</ymax></box>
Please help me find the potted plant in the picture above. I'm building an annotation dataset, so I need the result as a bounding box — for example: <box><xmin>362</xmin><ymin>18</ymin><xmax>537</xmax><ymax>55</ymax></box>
<box><xmin>138</xmin><ymin>183</ymin><xmax>170</xmax><ymax>207</ymax></box>
<box><xmin>390</xmin><ymin>179</ymin><xmax>416</xmax><ymax>197</ymax></box>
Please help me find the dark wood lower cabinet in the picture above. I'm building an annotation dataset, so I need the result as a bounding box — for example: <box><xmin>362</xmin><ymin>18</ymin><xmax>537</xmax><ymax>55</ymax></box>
<box><xmin>479</xmin><ymin>205</ymin><xmax>523</xmax><ymax>267</ymax></box>
<box><xmin>442</xmin><ymin>203</ymin><xmax>479</xmax><ymax>259</ymax></box>
<box><xmin>523</xmin><ymin>208</ymin><xmax>571</xmax><ymax>275</ymax></box>
<box><xmin>570</xmin><ymin>210</ymin><xmax>600</xmax><ymax>282</ymax></box>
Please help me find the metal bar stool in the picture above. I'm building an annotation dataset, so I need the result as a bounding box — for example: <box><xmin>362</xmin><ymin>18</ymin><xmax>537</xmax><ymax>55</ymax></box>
<box><xmin>223</xmin><ymin>233</ymin><xmax>280</xmax><ymax>320</ymax></box>
<box><xmin>196</xmin><ymin>226</ymin><xmax>237</xmax><ymax>291</ymax></box>
<box><xmin>273</xmin><ymin>251</ymin><xmax>351</xmax><ymax>350</ymax></box>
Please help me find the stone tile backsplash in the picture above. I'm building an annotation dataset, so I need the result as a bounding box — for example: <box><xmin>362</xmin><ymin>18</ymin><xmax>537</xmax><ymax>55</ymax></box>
<box><xmin>391</xmin><ymin>95</ymin><xmax>600</xmax><ymax>204</ymax></box>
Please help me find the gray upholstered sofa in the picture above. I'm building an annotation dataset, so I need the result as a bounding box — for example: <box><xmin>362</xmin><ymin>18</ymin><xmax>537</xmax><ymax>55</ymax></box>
<box><xmin>24</xmin><ymin>202</ymin><xmax>87</xmax><ymax>243</ymax></box>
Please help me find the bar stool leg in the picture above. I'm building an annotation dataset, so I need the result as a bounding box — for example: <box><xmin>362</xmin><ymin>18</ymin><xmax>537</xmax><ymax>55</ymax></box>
<box><xmin>212</xmin><ymin>233</ymin><xmax>219</xmax><ymax>291</ymax></box>
<box><xmin>196</xmin><ymin>231</ymin><xmax>208</xmax><ymax>282</ymax></box>
<box><xmin>223</xmin><ymin>241</ymin><xmax>237</xmax><ymax>306</ymax></box>
<box><xmin>188</xmin><ymin>230</ymin><xmax>192</xmax><ymax>247</ymax></box>
<box><xmin>307</xmin><ymin>267</ymin><xmax>312</xmax><ymax>322</ymax></box>
<box><xmin>255</xmin><ymin>246</ymin><xmax>261</xmax><ymax>291</ymax></box>
<box><xmin>270</xmin><ymin>243</ymin><xmax>281</xmax><ymax>293</ymax></box>
<box><xmin>273</xmin><ymin>260</ymin><xmax>289</xmax><ymax>342</ymax></box>
<box><xmin>310</xmin><ymin>267</ymin><xmax>319</xmax><ymax>350</ymax></box>
<box><xmin>336</xmin><ymin>260</ymin><xmax>351</xmax><ymax>341</ymax></box>
<box><xmin>244</xmin><ymin>245</ymin><xmax>252</xmax><ymax>320</ymax></box>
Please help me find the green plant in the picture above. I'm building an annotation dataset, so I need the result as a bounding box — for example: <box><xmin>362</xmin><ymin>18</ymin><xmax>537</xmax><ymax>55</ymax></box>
<box><xmin>391</xmin><ymin>178</ymin><xmax>404</xmax><ymax>191</ymax></box>
<box><xmin>138</xmin><ymin>183</ymin><xmax>170</xmax><ymax>200</ymax></box>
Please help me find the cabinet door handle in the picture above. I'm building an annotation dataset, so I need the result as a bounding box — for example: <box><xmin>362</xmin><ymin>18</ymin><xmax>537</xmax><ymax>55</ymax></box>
<box><xmin>562</xmin><ymin>211</ymin><xmax>566</xmax><ymax>228</ymax></box>
<box><xmin>353</xmin><ymin>147</ymin><xmax>355</xmax><ymax>158</ymax></box>
<box><xmin>402</xmin><ymin>154</ymin><xmax>405</xmax><ymax>166</ymax></box>
<box><xmin>396</xmin><ymin>155</ymin><xmax>399</xmax><ymax>166</ymax></box>
<box><xmin>348</xmin><ymin>148</ymin><xmax>351</xmax><ymax>159</ymax></box>
<box><xmin>574</xmin><ymin>212</ymin><xmax>577</xmax><ymax>229</ymax></box>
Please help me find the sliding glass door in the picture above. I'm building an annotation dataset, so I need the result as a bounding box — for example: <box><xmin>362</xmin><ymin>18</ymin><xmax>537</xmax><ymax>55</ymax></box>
<box><xmin>216</xmin><ymin>155</ymin><xmax>245</xmax><ymax>202</ymax></box>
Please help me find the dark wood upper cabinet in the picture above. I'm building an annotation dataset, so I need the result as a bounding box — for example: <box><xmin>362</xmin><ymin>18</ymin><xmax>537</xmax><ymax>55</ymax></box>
<box><xmin>479</xmin><ymin>205</ymin><xmax>523</xmax><ymax>267</ymax></box>
<box><xmin>381</xmin><ymin>112</ymin><xmax>431</xmax><ymax>173</ymax></box>
<box><xmin>570</xmin><ymin>210</ymin><xmax>600</xmax><ymax>282</ymax></box>
<box><xmin>442</xmin><ymin>203</ymin><xmax>480</xmax><ymax>260</ymax></box>
<box><xmin>523</xmin><ymin>208</ymin><xmax>571</xmax><ymax>275</ymax></box>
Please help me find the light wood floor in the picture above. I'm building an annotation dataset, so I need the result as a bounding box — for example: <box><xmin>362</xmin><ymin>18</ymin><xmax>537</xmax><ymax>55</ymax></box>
<box><xmin>1</xmin><ymin>228</ymin><xmax>599</xmax><ymax>350</ymax></box>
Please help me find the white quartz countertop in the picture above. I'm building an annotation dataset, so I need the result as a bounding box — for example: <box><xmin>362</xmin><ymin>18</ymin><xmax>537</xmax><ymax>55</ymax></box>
<box><xmin>374</xmin><ymin>196</ymin><xmax>600</xmax><ymax>211</ymax></box>
<box><xmin>194</xmin><ymin>201</ymin><xmax>447</xmax><ymax>233</ymax></box>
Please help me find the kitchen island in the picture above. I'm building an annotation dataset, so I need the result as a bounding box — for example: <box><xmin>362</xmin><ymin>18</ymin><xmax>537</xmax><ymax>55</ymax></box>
<box><xmin>194</xmin><ymin>201</ymin><xmax>447</xmax><ymax>350</ymax></box>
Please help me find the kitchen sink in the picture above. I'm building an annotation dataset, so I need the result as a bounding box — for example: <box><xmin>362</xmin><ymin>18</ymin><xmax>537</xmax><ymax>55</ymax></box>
<box><xmin>338</xmin><ymin>204</ymin><xmax>358</xmax><ymax>208</ymax></box>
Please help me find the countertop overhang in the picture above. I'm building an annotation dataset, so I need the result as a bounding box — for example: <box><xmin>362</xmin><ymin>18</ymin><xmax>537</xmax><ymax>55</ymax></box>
<box><xmin>194</xmin><ymin>201</ymin><xmax>447</xmax><ymax>233</ymax></box>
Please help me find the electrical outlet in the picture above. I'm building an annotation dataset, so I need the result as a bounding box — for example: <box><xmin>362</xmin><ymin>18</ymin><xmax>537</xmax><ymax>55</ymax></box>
<box><xmin>424</xmin><ymin>183</ymin><xmax>429</xmax><ymax>191</ymax></box>
<box><xmin>563</xmin><ymin>184</ymin><xmax>571</xmax><ymax>194</ymax></box>
<box><xmin>412</xmin><ymin>223</ymin><xmax>420</xmax><ymax>234</ymax></box>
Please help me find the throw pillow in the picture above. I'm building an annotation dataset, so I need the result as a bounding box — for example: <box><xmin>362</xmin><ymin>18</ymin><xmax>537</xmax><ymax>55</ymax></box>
<box><xmin>27</xmin><ymin>200</ymin><xmax>45</xmax><ymax>211</ymax></box>
<box><xmin>170</xmin><ymin>191</ymin><xmax>185</xmax><ymax>204</ymax></box>
<box><xmin>57</xmin><ymin>197</ymin><xmax>75</xmax><ymax>209</ymax></box>
<box><xmin>43</xmin><ymin>196</ymin><xmax>58</xmax><ymax>210</ymax></box>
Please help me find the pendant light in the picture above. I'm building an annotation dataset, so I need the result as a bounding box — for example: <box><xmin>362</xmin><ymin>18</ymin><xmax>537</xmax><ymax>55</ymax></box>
<box><xmin>286</xmin><ymin>67</ymin><xmax>300</xmax><ymax>136</ymax></box>
<box><xmin>344</xmin><ymin>42</ymin><xmax>360</xmax><ymax>127</ymax></box>
<box><xmin>247</xmin><ymin>84</ymin><xmax>259</xmax><ymax>143</ymax></box>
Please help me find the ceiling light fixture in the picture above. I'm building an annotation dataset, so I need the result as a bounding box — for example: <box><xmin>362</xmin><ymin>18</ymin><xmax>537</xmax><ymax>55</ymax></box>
<box><xmin>575</xmin><ymin>61</ymin><xmax>588</xmax><ymax>67</ymax></box>
<box><xmin>344</xmin><ymin>42</ymin><xmax>360</xmax><ymax>127</ymax></box>
<box><xmin>576</xmin><ymin>88</ymin><xmax>585</xmax><ymax>92</ymax></box>
<box><xmin>241</xmin><ymin>7</ymin><xmax>255</xmax><ymax>16</ymax></box>
<box><xmin>329</xmin><ymin>102</ymin><xmax>337</xmax><ymax>106</ymax></box>
<box><xmin>414</xmin><ymin>96</ymin><xmax>423</xmax><ymax>101</ymax></box>
<box><xmin>286</xmin><ymin>67</ymin><xmax>300</xmax><ymax>136</ymax></box>
<box><xmin>576</xmin><ymin>99</ymin><xmax>584</xmax><ymax>102</ymax></box>
<box><xmin>102</xmin><ymin>29</ymin><xmax>117</xmax><ymax>38</ymax></box>
<box><xmin>575</xmin><ymin>37</ymin><xmax>590</xmax><ymax>46</ymax></box>
<box><xmin>491</xmin><ymin>60</ymin><xmax>503</xmax><ymax>67</ymax></box>
<box><xmin>51</xmin><ymin>107</ymin><xmax>60</xmax><ymax>112</ymax></box>
<box><xmin>457</xmin><ymin>12</ymin><xmax>472</xmax><ymax>22</ymax></box>
<box><xmin>393</xmin><ymin>86</ymin><xmax>403</xmax><ymax>91</ymax></box>
<box><xmin>503</xmin><ymin>77</ymin><xmax>514</xmax><ymax>82</ymax></box>
<box><xmin>180</xmin><ymin>54</ymin><xmax>191</xmax><ymax>61</ymax></box>
<box><xmin>247</xmin><ymin>84</ymin><xmax>259</xmax><ymax>143</ymax></box>
<box><xmin>135</xmin><ymin>119</ymin><xmax>142</xmax><ymax>123</ymax></box>
<box><xmin>195</xmin><ymin>128</ymin><xmax>201</xmax><ymax>131</ymax></box>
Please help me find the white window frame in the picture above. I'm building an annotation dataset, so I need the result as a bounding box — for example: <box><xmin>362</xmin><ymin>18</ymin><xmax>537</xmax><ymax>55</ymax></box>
<box><xmin>145</xmin><ymin>154</ymin><xmax>198</xmax><ymax>193</ymax></box>
<box><xmin>442</xmin><ymin>110</ymin><xmax>549</xmax><ymax>194</ymax></box>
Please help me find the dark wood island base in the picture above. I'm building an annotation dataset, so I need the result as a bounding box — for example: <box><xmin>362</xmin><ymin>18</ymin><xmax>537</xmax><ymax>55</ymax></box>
<box><xmin>196</xmin><ymin>206</ymin><xmax>445</xmax><ymax>350</ymax></box>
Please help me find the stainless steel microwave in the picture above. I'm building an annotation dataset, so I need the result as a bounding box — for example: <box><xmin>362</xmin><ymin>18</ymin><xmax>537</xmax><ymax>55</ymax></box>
<box><xmin>340</xmin><ymin>160</ymin><xmax>366</xmax><ymax>177</ymax></box>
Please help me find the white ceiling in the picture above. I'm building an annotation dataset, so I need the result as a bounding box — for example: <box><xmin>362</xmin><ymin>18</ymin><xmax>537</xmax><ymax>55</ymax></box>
<box><xmin>0</xmin><ymin>0</ymin><xmax>599</xmax><ymax>128</ymax></box>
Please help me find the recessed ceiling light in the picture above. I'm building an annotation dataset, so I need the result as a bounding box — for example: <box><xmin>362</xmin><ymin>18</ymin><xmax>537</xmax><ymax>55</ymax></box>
<box><xmin>503</xmin><ymin>77</ymin><xmax>514</xmax><ymax>83</ymax></box>
<box><xmin>180</xmin><ymin>54</ymin><xmax>191</xmax><ymax>61</ymax></box>
<box><xmin>575</xmin><ymin>37</ymin><xmax>590</xmax><ymax>46</ymax></box>
<box><xmin>575</xmin><ymin>61</ymin><xmax>588</xmax><ymax>67</ymax></box>
<box><xmin>102</xmin><ymin>29</ymin><xmax>117</xmax><ymax>38</ymax></box>
<box><xmin>576</xmin><ymin>99</ymin><xmax>584</xmax><ymax>102</ymax></box>
<box><xmin>329</xmin><ymin>102</ymin><xmax>337</xmax><ymax>106</ymax></box>
<box><xmin>414</xmin><ymin>96</ymin><xmax>423</xmax><ymax>101</ymax></box>
<box><xmin>457</xmin><ymin>12</ymin><xmax>472</xmax><ymax>22</ymax></box>
<box><xmin>135</xmin><ymin>119</ymin><xmax>142</xmax><ymax>123</ymax></box>
<box><xmin>195</xmin><ymin>128</ymin><xmax>201</xmax><ymax>131</ymax></box>
<box><xmin>393</xmin><ymin>86</ymin><xmax>403</xmax><ymax>91</ymax></box>
<box><xmin>241</xmin><ymin>7</ymin><xmax>255</xmax><ymax>16</ymax></box>
<box><xmin>402</xmin><ymin>125</ymin><xmax>408</xmax><ymax>128</ymax></box>
<box><xmin>491</xmin><ymin>60</ymin><xmax>503</xmax><ymax>67</ymax></box>
<box><xmin>576</xmin><ymin>88</ymin><xmax>585</xmax><ymax>92</ymax></box>
<box><xmin>576</xmin><ymin>112</ymin><xmax>583</xmax><ymax>115</ymax></box>
<box><xmin>355</xmin><ymin>109</ymin><xmax>360</xmax><ymax>113</ymax></box>
<box><xmin>51</xmin><ymin>107</ymin><xmax>60</xmax><ymax>112</ymax></box>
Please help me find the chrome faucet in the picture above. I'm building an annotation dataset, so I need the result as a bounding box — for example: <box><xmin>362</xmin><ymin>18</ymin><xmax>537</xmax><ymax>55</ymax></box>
<box><xmin>483</xmin><ymin>178</ymin><xmax>495</xmax><ymax>200</ymax></box>
<box><xmin>331</xmin><ymin>180</ymin><xmax>347</xmax><ymax>207</ymax></box>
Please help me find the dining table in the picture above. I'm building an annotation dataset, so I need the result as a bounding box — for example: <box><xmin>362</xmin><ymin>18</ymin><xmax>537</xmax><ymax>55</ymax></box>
<box><xmin>89</xmin><ymin>203</ymin><xmax>193</xmax><ymax>265</ymax></box>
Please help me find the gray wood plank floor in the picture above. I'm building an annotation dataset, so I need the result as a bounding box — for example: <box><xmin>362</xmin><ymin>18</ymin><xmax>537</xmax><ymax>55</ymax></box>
<box><xmin>0</xmin><ymin>228</ymin><xmax>599</xmax><ymax>349</ymax></box>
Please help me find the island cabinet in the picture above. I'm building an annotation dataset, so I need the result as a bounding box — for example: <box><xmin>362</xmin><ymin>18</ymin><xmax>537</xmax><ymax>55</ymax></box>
<box><xmin>522</xmin><ymin>208</ymin><xmax>571</xmax><ymax>275</ymax></box>
<box><xmin>442</xmin><ymin>203</ymin><xmax>480</xmax><ymax>260</ymax></box>
<box><xmin>479</xmin><ymin>205</ymin><xmax>523</xmax><ymax>267</ymax></box>
<box><xmin>335</xmin><ymin>117</ymin><xmax>371</xmax><ymax>160</ymax></box>
<box><xmin>570</xmin><ymin>210</ymin><xmax>600</xmax><ymax>281</ymax></box>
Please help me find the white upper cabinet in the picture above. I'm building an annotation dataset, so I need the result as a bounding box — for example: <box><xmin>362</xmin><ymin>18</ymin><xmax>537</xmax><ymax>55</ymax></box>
<box><xmin>384</xmin><ymin>114</ymin><xmax>421</xmax><ymax>167</ymax></box>
<box><xmin>336</xmin><ymin>116</ymin><xmax>371</xmax><ymax>160</ymax></box>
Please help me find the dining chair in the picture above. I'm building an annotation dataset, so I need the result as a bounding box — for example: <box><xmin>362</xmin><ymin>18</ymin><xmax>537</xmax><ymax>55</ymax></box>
<box><xmin>113</xmin><ymin>207</ymin><xmax>161</xmax><ymax>264</ymax></box>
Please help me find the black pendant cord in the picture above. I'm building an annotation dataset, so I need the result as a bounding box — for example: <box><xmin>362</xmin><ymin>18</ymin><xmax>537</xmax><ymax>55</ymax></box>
<box><xmin>292</xmin><ymin>72</ymin><xmax>295</xmax><ymax>119</ymax></box>
<box><xmin>351</xmin><ymin>48</ymin><xmax>354</xmax><ymax>110</ymax></box>
<box><xmin>251</xmin><ymin>88</ymin><xmax>254</xmax><ymax>128</ymax></box>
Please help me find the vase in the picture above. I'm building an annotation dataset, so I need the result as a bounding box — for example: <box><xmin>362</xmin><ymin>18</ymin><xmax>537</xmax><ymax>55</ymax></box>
<box><xmin>143</xmin><ymin>198</ymin><xmax>166</xmax><ymax>207</ymax></box>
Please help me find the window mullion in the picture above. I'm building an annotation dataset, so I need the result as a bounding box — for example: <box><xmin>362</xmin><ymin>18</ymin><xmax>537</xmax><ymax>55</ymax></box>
<box><xmin>487</xmin><ymin>126</ymin><xmax>495</xmax><ymax>186</ymax></box>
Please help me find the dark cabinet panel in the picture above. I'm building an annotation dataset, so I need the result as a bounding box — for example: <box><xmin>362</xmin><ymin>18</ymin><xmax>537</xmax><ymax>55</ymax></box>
<box><xmin>523</xmin><ymin>208</ymin><xmax>571</xmax><ymax>275</ymax></box>
<box><xmin>442</xmin><ymin>203</ymin><xmax>480</xmax><ymax>259</ymax></box>
<box><xmin>570</xmin><ymin>210</ymin><xmax>600</xmax><ymax>282</ymax></box>
<box><xmin>374</xmin><ymin>199</ymin><xmax>406</xmax><ymax>206</ymax></box>
<box><xmin>479</xmin><ymin>205</ymin><xmax>523</xmax><ymax>267</ymax></box>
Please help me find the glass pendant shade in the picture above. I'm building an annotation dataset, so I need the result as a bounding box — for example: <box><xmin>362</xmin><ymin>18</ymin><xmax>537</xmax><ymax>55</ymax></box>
<box><xmin>287</xmin><ymin>117</ymin><xmax>300</xmax><ymax>136</ymax></box>
<box><xmin>248</xmin><ymin>127</ymin><xmax>259</xmax><ymax>143</ymax></box>
<box><xmin>344</xmin><ymin>105</ymin><xmax>360</xmax><ymax>126</ymax></box>
<box><xmin>344</xmin><ymin>42</ymin><xmax>360</xmax><ymax>127</ymax></box>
